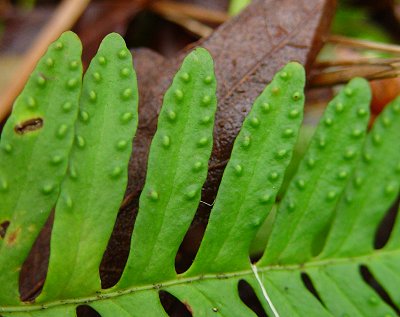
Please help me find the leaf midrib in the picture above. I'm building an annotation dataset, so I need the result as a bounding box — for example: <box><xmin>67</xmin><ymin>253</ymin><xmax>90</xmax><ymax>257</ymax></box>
<box><xmin>2</xmin><ymin>248</ymin><xmax>398</xmax><ymax>313</ymax></box>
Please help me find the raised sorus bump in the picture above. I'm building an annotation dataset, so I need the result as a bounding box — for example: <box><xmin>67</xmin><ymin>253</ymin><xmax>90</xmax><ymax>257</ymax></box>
<box><xmin>67</xmin><ymin>78</ymin><xmax>79</xmax><ymax>89</ymax></box>
<box><xmin>324</xmin><ymin>117</ymin><xmax>333</xmax><ymax>126</ymax></box>
<box><xmin>80</xmin><ymin>111</ymin><xmax>89</xmax><ymax>123</ymax></box>
<box><xmin>89</xmin><ymin>91</ymin><xmax>97</xmax><ymax>102</ymax></box>
<box><xmin>201</xmin><ymin>115</ymin><xmax>211</xmax><ymax>125</ymax></box>
<box><xmin>185</xmin><ymin>187</ymin><xmax>198</xmax><ymax>200</ymax></box>
<box><xmin>27</xmin><ymin>97</ymin><xmax>37</xmax><ymax>109</ymax></box>
<box><xmin>121</xmin><ymin>112</ymin><xmax>133</xmax><ymax>123</ymax></box>
<box><xmin>260</xmin><ymin>193</ymin><xmax>272</xmax><ymax>204</ymax></box>
<box><xmin>197</xmin><ymin>137</ymin><xmax>209</xmax><ymax>147</ymax></box>
<box><xmin>55</xmin><ymin>41</ymin><xmax>63</xmax><ymax>50</ymax></box>
<box><xmin>174</xmin><ymin>89</ymin><xmax>184</xmax><ymax>101</ymax></box>
<box><xmin>116</xmin><ymin>140</ymin><xmax>128</xmax><ymax>150</ymax></box>
<box><xmin>193</xmin><ymin>161</ymin><xmax>203</xmax><ymax>172</ymax></box>
<box><xmin>57</xmin><ymin>125</ymin><xmax>68</xmax><ymax>138</ymax></box>
<box><xmin>118</xmin><ymin>49</ymin><xmax>128</xmax><ymax>59</ymax></box>
<box><xmin>162</xmin><ymin>136</ymin><xmax>171</xmax><ymax>148</ymax></box>
<box><xmin>233</xmin><ymin>164</ymin><xmax>243</xmax><ymax>176</ymax></box>
<box><xmin>110</xmin><ymin>167</ymin><xmax>123</xmax><ymax>179</ymax></box>
<box><xmin>271</xmin><ymin>86</ymin><xmax>280</xmax><ymax>95</ymax></box>
<box><xmin>250</xmin><ymin>117</ymin><xmax>260</xmax><ymax>128</ymax></box>
<box><xmin>2</xmin><ymin>144</ymin><xmax>12</xmax><ymax>153</ymax></box>
<box><xmin>0</xmin><ymin>178</ymin><xmax>9</xmax><ymax>192</ymax></box>
<box><xmin>98</xmin><ymin>56</ymin><xmax>107</xmax><ymax>65</ymax></box>
<box><xmin>326</xmin><ymin>191</ymin><xmax>337</xmax><ymax>201</ymax></box>
<box><xmin>64</xmin><ymin>195</ymin><xmax>73</xmax><ymax>209</ymax></box>
<box><xmin>352</xmin><ymin>128</ymin><xmax>362</xmax><ymax>138</ymax></box>
<box><xmin>357</xmin><ymin>108</ymin><xmax>367</xmax><ymax>117</ymax></box>
<box><xmin>148</xmin><ymin>190</ymin><xmax>159</xmax><ymax>201</ymax></box>
<box><xmin>335</xmin><ymin>102</ymin><xmax>344</xmax><ymax>113</ymax></box>
<box><xmin>46</xmin><ymin>58</ymin><xmax>54</xmax><ymax>67</ymax></box>
<box><xmin>62</xmin><ymin>102</ymin><xmax>73</xmax><ymax>112</ymax></box>
<box><xmin>289</xmin><ymin>109</ymin><xmax>300</xmax><ymax>118</ymax></box>
<box><xmin>42</xmin><ymin>184</ymin><xmax>54</xmax><ymax>195</ymax></box>
<box><xmin>167</xmin><ymin>110</ymin><xmax>176</xmax><ymax>121</ymax></box>
<box><xmin>296</xmin><ymin>179</ymin><xmax>306</xmax><ymax>190</ymax></box>
<box><xmin>180</xmin><ymin>72</ymin><xmax>190</xmax><ymax>82</ymax></box>
<box><xmin>337</xmin><ymin>170</ymin><xmax>348</xmax><ymax>180</ymax></box>
<box><xmin>93</xmin><ymin>72</ymin><xmax>102</xmax><ymax>82</ymax></box>
<box><xmin>242</xmin><ymin>135</ymin><xmax>251</xmax><ymax>148</ymax></box>
<box><xmin>292</xmin><ymin>92</ymin><xmax>301</xmax><ymax>101</ymax></box>
<box><xmin>120</xmin><ymin>68</ymin><xmax>130</xmax><ymax>78</ymax></box>
<box><xmin>37</xmin><ymin>75</ymin><xmax>46</xmax><ymax>87</ymax></box>
<box><xmin>202</xmin><ymin>95</ymin><xmax>211</xmax><ymax>106</ymax></box>
<box><xmin>261</xmin><ymin>102</ymin><xmax>271</xmax><ymax>113</ymax></box>
<box><xmin>203</xmin><ymin>75</ymin><xmax>213</xmax><ymax>84</ymax></box>
<box><xmin>283</xmin><ymin>128</ymin><xmax>294</xmax><ymax>137</ymax></box>
<box><xmin>269</xmin><ymin>172</ymin><xmax>279</xmax><ymax>181</ymax></box>
<box><xmin>51</xmin><ymin>155</ymin><xmax>63</xmax><ymax>165</ymax></box>
<box><xmin>76</xmin><ymin>136</ymin><xmax>86</xmax><ymax>148</ymax></box>
<box><xmin>344</xmin><ymin>87</ymin><xmax>353</xmax><ymax>96</ymax></box>
<box><xmin>69</xmin><ymin>60</ymin><xmax>79</xmax><ymax>70</ymax></box>
<box><xmin>276</xmin><ymin>149</ymin><xmax>287</xmax><ymax>159</ymax></box>
<box><xmin>372</xmin><ymin>133</ymin><xmax>382</xmax><ymax>145</ymax></box>
<box><xmin>344</xmin><ymin>149</ymin><xmax>356</xmax><ymax>160</ymax></box>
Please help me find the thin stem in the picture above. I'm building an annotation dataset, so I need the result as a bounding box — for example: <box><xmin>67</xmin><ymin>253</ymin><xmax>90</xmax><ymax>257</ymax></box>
<box><xmin>327</xmin><ymin>35</ymin><xmax>400</xmax><ymax>54</ymax></box>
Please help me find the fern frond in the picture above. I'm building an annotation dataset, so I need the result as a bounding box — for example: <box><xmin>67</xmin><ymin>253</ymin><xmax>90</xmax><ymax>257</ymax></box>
<box><xmin>0</xmin><ymin>32</ymin><xmax>399</xmax><ymax>317</ymax></box>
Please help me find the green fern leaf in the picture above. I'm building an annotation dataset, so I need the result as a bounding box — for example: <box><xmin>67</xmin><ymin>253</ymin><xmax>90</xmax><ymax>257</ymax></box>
<box><xmin>1</xmin><ymin>32</ymin><xmax>399</xmax><ymax>317</ymax></box>
<box><xmin>0</xmin><ymin>31</ymin><xmax>83</xmax><ymax>305</ymax></box>
<box><xmin>39</xmin><ymin>33</ymin><xmax>138</xmax><ymax>301</ymax></box>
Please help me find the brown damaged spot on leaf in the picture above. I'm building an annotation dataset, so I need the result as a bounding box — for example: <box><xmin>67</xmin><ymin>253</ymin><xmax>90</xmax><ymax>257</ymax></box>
<box><xmin>100</xmin><ymin>0</ymin><xmax>336</xmax><ymax>288</ymax></box>
<box><xmin>0</xmin><ymin>221</ymin><xmax>10</xmax><ymax>239</ymax></box>
<box><xmin>14</xmin><ymin>118</ymin><xmax>43</xmax><ymax>135</ymax></box>
<box><xmin>6</xmin><ymin>227</ymin><xmax>21</xmax><ymax>246</ymax></box>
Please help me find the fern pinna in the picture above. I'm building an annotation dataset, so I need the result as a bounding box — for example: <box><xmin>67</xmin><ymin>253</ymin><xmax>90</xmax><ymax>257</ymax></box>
<box><xmin>0</xmin><ymin>32</ymin><xmax>399</xmax><ymax>317</ymax></box>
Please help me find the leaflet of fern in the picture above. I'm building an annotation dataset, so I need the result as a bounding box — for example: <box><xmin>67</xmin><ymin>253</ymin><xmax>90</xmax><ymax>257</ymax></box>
<box><xmin>188</xmin><ymin>62</ymin><xmax>306</xmax><ymax>275</ymax></box>
<box><xmin>118</xmin><ymin>48</ymin><xmax>218</xmax><ymax>286</ymax></box>
<box><xmin>321</xmin><ymin>95</ymin><xmax>400</xmax><ymax>258</ymax></box>
<box><xmin>39</xmin><ymin>33</ymin><xmax>139</xmax><ymax>301</ymax></box>
<box><xmin>0</xmin><ymin>32</ymin><xmax>83</xmax><ymax>304</ymax></box>
<box><xmin>261</xmin><ymin>78</ymin><xmax>372</xmax><ymax>265</ymax></box>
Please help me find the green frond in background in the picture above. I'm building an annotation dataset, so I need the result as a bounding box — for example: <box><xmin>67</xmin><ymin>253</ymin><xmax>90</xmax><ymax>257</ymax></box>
<box><xmin>0</xmin><ymin>32</ymin><xmax>399</xmax><ymax>317</ymax></box>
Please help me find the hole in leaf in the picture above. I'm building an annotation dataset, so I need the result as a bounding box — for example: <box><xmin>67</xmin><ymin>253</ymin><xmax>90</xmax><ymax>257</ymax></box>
<box><xmin>359</xmin><ymin>265</ymin><xmax>400</xmax><ymax>314</ymax></box>
<box><xmin>76</xmin><ymin>305</ymin><xmax>101</xmax><ymax>317</ymax></box>
<box><xmin>19</xmin><ymin>211</ymin><xmax>54</xmax><ymax>302</ymax></box>
<box><xmin>0</xmin><ymin>221</ymin><xmax>10</xmax><ymax>239</ymax></box>
<box><xmin>175</xmin><ymin>184</ymin><xmax>215</xmax><ymax>274</ymax></box>
<box><xmin>374</xmin><ymin>198</ymin><xmax>399</xmax><ymax>249</ymax></box>
<box><xmin>238</xmin><ymin>279</ymin><xmax>268</xmax><ymax>317</ymax></box>
<box><xmin>14</xmin><ymin>118</ymin><xmax>43</xmax><ymax>135</ymax></box>
<box><xmin>159</xmin><ymin>290</ymin><xmax>192</xmax><ymax>317</ymax></box>
<box><xmin>99</xmin><ymin>193</ymin><xmax>140</xmax><ymax>289</ymax></box>
<box><xmin>300</xmin><ymin>272</ymin><xmax>324</xmax><ymax>305</ymax></box>
<box><xmin>175</xmin><ymin>220</ymin><xmax>206</xmax><ymax>274</ymax></box>
<box><xmin>125</xmin><ymin>10</ymin><xmax>198</xmax><ymax>58</ymax></box>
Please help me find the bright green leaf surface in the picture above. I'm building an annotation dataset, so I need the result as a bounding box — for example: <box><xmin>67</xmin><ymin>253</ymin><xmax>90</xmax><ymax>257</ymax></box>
<box><xmin>118</xmin><ymin>47</ymin><xmax>218</xmax><ymax>287</ymax></box>
<box><xmin>0</xmin><ymin>32</ymin><xmax>83</xmax><ymax>305</ymax></box>
<box><xmin>188</xmin><ymin>62</ymin><xmax>305</xmax><ymax>275</ymax></box>
<box><xmin>261</xmin><ymin>78</ymin><xmax>371</xmax><ymax>265</ymax></box>
<box><xmin>39</xmin><ymin>33</ymin><xmax>138</xmax><ymax>301</ymax></box>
